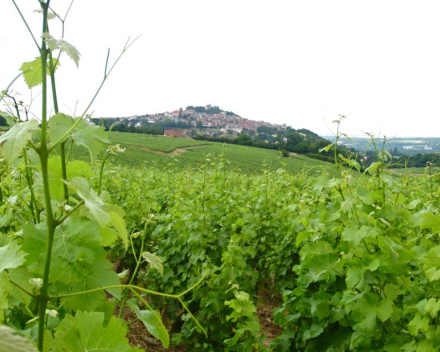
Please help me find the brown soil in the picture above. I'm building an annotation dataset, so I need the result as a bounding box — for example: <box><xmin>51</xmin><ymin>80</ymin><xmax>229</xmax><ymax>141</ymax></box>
<box><xmin>122</xmin><ymin>288</ymin><xmax>283</xmax><ymax>351</ymax></box>
<box><xmin>120</xmin><ymin>304</ymin><xmax>185</xmax><ymax>352</ymax></box>
<box><xmin>128</xmin><ymin>144</ymin><xmax>208</xmax><ymax>156</ymax></box>
<box><xmin>257</xmin><ymin>286</ymin><xmax>284</xmax><ymax>347</ymax></box>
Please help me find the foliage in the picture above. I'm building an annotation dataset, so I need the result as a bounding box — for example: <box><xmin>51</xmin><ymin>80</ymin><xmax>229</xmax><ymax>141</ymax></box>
<box><xmin>0</xmin><ymin>2</ymin><xmax>203</xmax><ymax>351</ymax></box>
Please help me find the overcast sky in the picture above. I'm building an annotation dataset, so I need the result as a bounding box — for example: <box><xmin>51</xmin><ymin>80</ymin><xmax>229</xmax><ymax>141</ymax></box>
<box><xmin>1</xmin><ymin>0</ymin><xmax>440</xmax><ymax>137</ymax></box>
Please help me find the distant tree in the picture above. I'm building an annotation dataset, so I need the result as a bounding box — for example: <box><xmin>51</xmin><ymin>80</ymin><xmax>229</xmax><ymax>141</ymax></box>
<box><xmin>280</xmin><ymin>149</ymin><xmax>290</xmax><ymax>157</ymax></box>
<box><xmin>293</xmin><ymin>142</ymin><xmax>309</xmax><ymax>154</ymax></box>
<box><xmin>150</xmin><ymin>123</ymin><xmax>163</xmax><ymax>135</ymax></box>
<box><xmin>235</xmin><ymin>134</ymin><xmax>253</xmax><ymax>146</ymax></box>
<box><xmin>196</xmin><ymin>121</ymin><xmax>203</xmax><ymax>128</ymax></box>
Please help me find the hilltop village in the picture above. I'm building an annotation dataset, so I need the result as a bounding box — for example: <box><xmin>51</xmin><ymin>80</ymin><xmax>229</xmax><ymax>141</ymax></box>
<box><xmin>99</xmin><ymin>105</ymin><xmax>287</xmax><ymax>137</ymax></box>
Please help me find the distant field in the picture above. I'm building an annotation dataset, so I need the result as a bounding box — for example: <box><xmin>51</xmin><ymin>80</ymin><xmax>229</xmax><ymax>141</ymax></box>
<box><xmin>389</xmin><ymin>167</ymin><xmax>435</xmax><ymax>175</ymax></box>
<box><xmin>71</xmin><ymin>132</ymin><xmax>335</xmax><ymax>175</ymax></box>
<box><xmin>109</xmin><ymin>133</ymin><xmax>207</xmax><ymax>152</ymax></box>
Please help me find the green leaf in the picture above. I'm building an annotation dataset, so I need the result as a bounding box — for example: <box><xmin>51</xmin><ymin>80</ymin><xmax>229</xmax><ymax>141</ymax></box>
<box><xmin>73</xmin><ymin>119</ymin><xmax>109</xmax><ymax>162</ymax></box>
<box><xmin>342</xmin><ymin>225</ymin><xmax>377</xmax><ymax>247</ymax></box>
<box><xmin>0</xmin><ymin>325</ymin><xmax>38</xmax><ymax>352</ymax></box>
<box><xmin>142</xmin><ymin>251</ymin><xmax>164</xmax><ymax>275</ymax></box>
<box><xmin>20</xmin><ymin>57</ymin><xmax>60</xmax><ymax>89</ymax></box>
<box><xmin>0</xmin><ymin>119</ymin><xmax>39</xmax><ymax>163</ymax></box>
<box><xmin>408</xmin><ymin>313</ymin><xmax>430</xmax><ymax>337</ymax></box>
<box><xmin>376</xmin><ymin>299</ymin><xmax>394</xmax><ymax>322</ymax></box>
<box><xmin>353</xmin><ymin>311</ymin><xmax>377</xmax><ymax>333</ymax></box>
<box><xmin>340</xmin><ymin>198</ymin><xmax>354</xmax><ymax>213</ymax></box>
<box><xmin>425</xmin><ymin>298</ymin><xmax>440</xmax><ymax>319</ymax></box>
<box><xmin>319</xmin><ymin>143</ymin><xmax>334</xmax><ymax>153</ymax></box>
<box><xmin>52</xmin><ymin>311</ymin><xmax>141</xmax><ymax>351</ymax></box>
<box><xmin>339</xmin><ymin>154</ymin><xmax>361</xmax><ymax>171</ymax></box>
<box><xmin>48</xmin><ymin>115</ymin><xmax>109</xmax><ymax>162</ymax></box>
<box><xmin>302</xmin><ymin>323</ymin><xmax>323</xmax><ymax>341</ymax></box>
<box><xmin>127</xmin><ymin>301</ymin><xmax>170</xmax><ymax>348</ymax></box>
<box><xmin>65</xmin><ymin>177</ymin><xmax>110</xmax><ymax>226</ymax></box>
<box><xmin>365</xmin><ymin>161</ymin><xmax>382</xmax><ymax>175</ymax></box>
<box><xmin>346</xmin><ymin>267</ymin><xmax>363</xmax><ymax>289</ymax></box>
<box><xmin>48</xmin><ymin>113</ymin><xmax>75</xmax><ymax>146</ymax></box>
<box><xmin>43</xmin><ymin>33</ymin><xmax>80</xmax><ymax>67</ymax></box>
<box><xmin>0</xmin><ymin>273</ymin><xmax>12</xmax><ymax>322</ymax></box>
<box><xmin>22</xmin><ymin>217</ymin><xmax>120</xmax><ymax>311</ymax></box>
<box><xmin>423</xmin><ymin>246</ymin><xmax>440</xmax><ymax>281</ymax></box>
<box><xmin>0</xmin><ymin>241</ymin><xmax>26</xmax><ymax>274</ymax></box>
<box><xmin>106</xmin><ymin>207</ymin><xmax>129</xmax><ymax>250</ymax></box>
<box><xmin>45</xmin><ymin>156</ymin><xmax>92</xmax><ymax>201</ymax></box>
<box><xmin>420</xmin><ymin>212</ymin><xmax>440</xmax><ymax>234</ymax></box>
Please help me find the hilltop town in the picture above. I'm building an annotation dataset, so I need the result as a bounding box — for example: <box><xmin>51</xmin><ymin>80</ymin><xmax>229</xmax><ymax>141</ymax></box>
<box><xmin>104</xmin><ymin>104</ymin><xmax>287</xmax><ymax>136</ymax></box>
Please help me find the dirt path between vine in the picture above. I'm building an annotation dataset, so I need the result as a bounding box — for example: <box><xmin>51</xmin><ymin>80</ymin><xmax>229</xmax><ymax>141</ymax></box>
<box><xmin>127</xmin><ymin>144</ymin><xmax>208</xmax><ymax>156</ymax></box>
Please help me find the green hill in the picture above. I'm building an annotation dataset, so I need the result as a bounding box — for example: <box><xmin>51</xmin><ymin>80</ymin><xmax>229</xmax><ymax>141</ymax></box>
<box><xmin>72</xmin><ymin>132</ymin><xmax>335</xmax><ymax>175</ymax></box>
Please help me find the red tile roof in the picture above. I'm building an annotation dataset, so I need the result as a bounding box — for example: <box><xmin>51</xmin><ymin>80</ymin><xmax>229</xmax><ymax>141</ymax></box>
<box><xmin>164</xmin><ymin>129</ymin><xmax>183</xmax><ymax>137</ymax></box>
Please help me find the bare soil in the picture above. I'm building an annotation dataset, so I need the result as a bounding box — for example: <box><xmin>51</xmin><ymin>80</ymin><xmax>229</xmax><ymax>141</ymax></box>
<box><xmin>122</xmin><ymin>288</ymin><xmax>283</xmax><ymax>351</ymax></box>
<box><xmin>128</xmin><ymin>144</ymin><xmax>208</xmax><ymax>156</ymax></box>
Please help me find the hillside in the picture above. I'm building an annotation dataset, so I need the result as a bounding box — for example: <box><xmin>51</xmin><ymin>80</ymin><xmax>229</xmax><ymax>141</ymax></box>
<box><xmin>72</xmin><ymin>132</ymin><xmax>335</xmax><ymax>175</ymax></box>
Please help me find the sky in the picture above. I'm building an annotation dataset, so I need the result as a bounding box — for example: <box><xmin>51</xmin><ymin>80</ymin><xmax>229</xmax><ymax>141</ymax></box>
<box><xmin>1</xmin><ymin>0</ymin><xmax>440</xmax><ymax>137</ymax></box>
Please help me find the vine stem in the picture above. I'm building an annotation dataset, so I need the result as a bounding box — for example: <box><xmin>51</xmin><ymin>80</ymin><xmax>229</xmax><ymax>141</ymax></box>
<box><xmin>177</xmin><ymin>296</ymin><xmax>207</xmax><ymax>337</ymax></box>
<box><xmin>118</xmin><ymin>233</ymin><xmax>145</xmax><ymax>318</ymax></box>
<box><xmin>11</xmin><ymin>0</ymin><xmax>40</xmax><ymax>51</ymax></box>
<box><xmin>48</xmin><ymin>35</ymin><xmax>140</xmax><ymax>152</ymax></box>
<box><xmin>9</xmin><ymin>280</ymin><xmax>38</xmax><ymax>300</ymax></box>
<box><xmin>36</xmin><ymin>2</ymin><xmax>57</xmax><ymax>351</ymax></box>
<box><xmin>51</xmin><ymin>273</ymin><xmax>206</xmax><ymax>300</ymax></box>
<box><xmin>55</xmin><ymin>200</ymin><xmax>84</xmax><ymax>225</ymax></box>
<box><xmin>48</xmin><ymin>49</ymin><xmax>69</xmax><ymax>202</ymax></box>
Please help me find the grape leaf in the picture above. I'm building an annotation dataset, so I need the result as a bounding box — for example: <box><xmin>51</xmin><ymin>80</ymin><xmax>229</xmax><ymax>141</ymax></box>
<box><xmin>21</xmin><ymin>217</ymin><xmax>120</xmax><ymax>311</ymax></box>
<box><xmin>425</xmin><ymin>298</ymin><xmax>440</xmax><ymax>319</ymax></box>
<box><xmin>376</xmin><ymin>299</ymin><xmax>394</xmax><ymax>322</ymax></box>
<box><xmin>408</xmin><ymin>313</ymin><xmax>430</xmax><ymax>337</ymax></box>
<box><xmin>47</xmin><ymin>113</ymin><xmax>74</xmax><ymax>146</ymax></box>
<box><xmin>48</xmin><ymin>114</ymin><xmax>109</xmax><ymax>162</ymax></box>
<box><xmin>46</xmin><ymin>156</ymin><xmax>92</xmax><ymax>201</ymax></box>
<box><xmin>20</xmin><ymin>57</ymin><xmax>60</xmax><ymax>89</ymax></box>
<box><xmin>142</xmin><ymin>251</ymin><xmax>164</xmax><ymax>275</ymax></box>
<box><xmin>105</xmin><ymin>206</ymin><xmax>129</xmax><ymax>250</ymax></box>
<box><xmin>0</xmin><ymin>241</ymin><xmax>26</xmax><ymax>274</ymax></box>
<box><xmin>72</xmin><ymin>118</ymin><xmax>109</xmax><ymax>162</ymax></box>
<box><xmin>65</xmin><ymin>177</ymin><xmax>110</xmax><ymax>226</ymax></box>
<box><xmin>346</xmin><ymin>267</ymin><xmax>363</xmax><ymax>289</ymax></box>
<box><xmin>0</xmin><ymin>119</ymin><xmax>39</xmax><ymax>163</ymax></box>
<box><xmin>128</xmin><ymin>301</ymin><xmax>170</xmax><ymax>348</ymax></box>
<box><xmin>419</xmin><ymin>212</ymin><xmax>440</xmax><ymax>234</ymax></box>
<box><xmin>43</xmin><ymin>33</ymin><xmax>80</xmax><ymax>67</ymax></box>
<box><xmin>0</xmin><ymin>325</ymin><xmax>38</xmax><ymax>352</ymax></box>
<box><xmin>62</xmin><ymin>258</ymin><xmax>120</xmax><ymax>311</ymax></box>
<box><xmin>52</xmin><ymin>311</ymin><xmax>141</xmax><ymax>351</ymax></box>
<box><xmin>0</xmin><ymin>273</ymin><xmax>12</xmax><ymax>322</ymax></box>
<box><xmin>423</xmin><ymin>246</ymin><xmax>440</xmax><ymax>282</ymax></box>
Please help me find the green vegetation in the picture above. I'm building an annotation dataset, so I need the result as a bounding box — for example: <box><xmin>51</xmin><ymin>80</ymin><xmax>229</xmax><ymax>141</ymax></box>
<box><xmin>71</xmin><ymin>132</ymin><xmax>335</xmax><ymax>175</ymax></box>
<box><xmin>103</xmin><ymin>160</ymin><xmax>440</xmax><ymax>351</ymax></box>
<box><xmin>3</xmin><ymin>1</ymin><xmax>440</xmax><ymax>352</ymax></box>
<box><xmin>110</xmin><ymin>132</ymin><xmax>207</xmax><ymax>152</ymax></box>
<box><xmin>0</xmin><ymin>3</ymin><xmax>202</xmax><ymax>351</ymax></box>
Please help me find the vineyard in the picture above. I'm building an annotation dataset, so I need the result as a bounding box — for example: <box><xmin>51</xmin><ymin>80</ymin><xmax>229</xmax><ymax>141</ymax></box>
<box><xmin>2</xmin><ymin>1</ymin><xmax>440</xmax><ymax>351</ymax></box>
<box><xmin>69</xmin><ymin>132</ymin><xmax>334</xmax><ymax>175</ymax></box>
